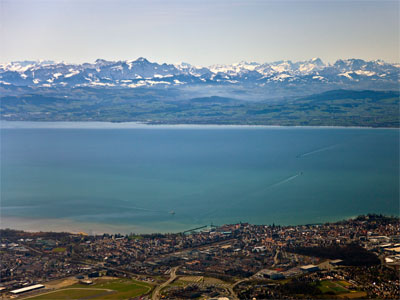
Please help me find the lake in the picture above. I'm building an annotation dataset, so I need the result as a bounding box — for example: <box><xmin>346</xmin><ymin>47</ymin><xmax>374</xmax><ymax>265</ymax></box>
<box><xmin>1</xmin><ymin>122</ymin><xmax>398</xmax><ymax>234</ymax></box>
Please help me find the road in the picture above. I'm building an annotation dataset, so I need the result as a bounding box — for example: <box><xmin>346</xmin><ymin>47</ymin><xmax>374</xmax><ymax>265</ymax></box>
<box><xmin>228</xmin><ymin>278</ymin><xmax>247</xmax><ymax>300</ymax></box>
<box><xmin>272</xmin><ymin>249</ymin><xmax>280</xmax><ymax>267</ymax></box>
<box><xmin>152</xmin><ymin>266</ymin><xmax>179</xmax><ymax>300</ymax></box>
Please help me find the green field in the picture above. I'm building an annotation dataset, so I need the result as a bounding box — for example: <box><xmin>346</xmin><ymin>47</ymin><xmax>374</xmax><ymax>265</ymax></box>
<box><xmin>52</xmin><ymin>247</ymin><xmax>66</xmax><ymax>253</ymax></box>
<box><xmin>29</xmin><ymin>278</ymin><xmax>152</xmax><ymax>300</ymax></box>
<box><xmin>318</xmin><ymin>280</ymin><xmax>349</xmax><ymax>294</ymax></box>
<box><xmin>337</xmin><ymin>280</ymin><xmax>352</xmax><ymax>288</ymax></box>
<box><xmin>28</xmin><ymin>288</ymin><xmax>113</xmax><ymax>299</ymax></box>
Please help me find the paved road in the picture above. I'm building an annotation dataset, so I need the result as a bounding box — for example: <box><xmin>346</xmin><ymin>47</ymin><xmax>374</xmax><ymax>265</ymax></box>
<box><xmin>152</xmin><ymin>266</ymin><xmax>179</xmax><ymax>300</ymax></box>
<box><xmin>272</xmin><ymin>249</ymin><xmax>280</xmax><ymax>267</ymax></box>
<box><xmin>228</xmin><ymin>278</ymin><xmax>249</xmax><ymax>300</ymax></box>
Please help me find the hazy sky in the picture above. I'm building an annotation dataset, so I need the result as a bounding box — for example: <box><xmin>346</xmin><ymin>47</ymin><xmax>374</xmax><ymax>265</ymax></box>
<box><xmin>1</xmin><ymin>0</ymin><xmax>398</xmax><ymax>65</ymax></box>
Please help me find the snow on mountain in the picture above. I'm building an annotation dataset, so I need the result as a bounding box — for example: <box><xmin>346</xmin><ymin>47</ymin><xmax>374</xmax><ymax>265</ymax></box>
<box><xmin>0</xmin><ymin>57</ymin><xmax>398</xmax><ymax>89</ymax></box>
<box><xmin>174</xmin><ymin>62</ymin><xmax>211</xmax><ymax>77</ymax></box>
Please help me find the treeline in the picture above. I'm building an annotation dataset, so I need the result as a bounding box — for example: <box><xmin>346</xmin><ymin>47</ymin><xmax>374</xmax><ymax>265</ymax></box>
<box><xmin>355</xmin><ymin>214</ymin><xmax>399</xmax><ymax>223</ymax></box>
<box><xmin>0</xmin><ymin>228</ymin><xmax>71</xmax><ymax>240</ymax></box>
<box><xmin>286</xmin><ymin>244</ymin><xmax>380</xmax><ymax>266</ymax></box>
<box><xmin>237</xmin><ymin>279</ymin><xmax>321</xmax><ymax>299</ymax></box>
<box><xmin>279</xmin><ymin>279</ymin><xmax>321</xmax><ymax>296</ymax></box>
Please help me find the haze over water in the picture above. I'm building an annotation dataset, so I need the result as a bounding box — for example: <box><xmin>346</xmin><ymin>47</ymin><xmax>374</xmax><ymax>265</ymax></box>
<box><xmin>1</xmin><ymin>123</ymin><xmax>398</xmax><ymax>234</ymax></box>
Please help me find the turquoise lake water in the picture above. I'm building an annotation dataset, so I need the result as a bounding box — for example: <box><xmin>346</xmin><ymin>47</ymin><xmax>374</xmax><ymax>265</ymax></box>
<box><xmin>1</xmin><ymin>124</ymin><xmax>399</xmax><ymax>233</ymax></box>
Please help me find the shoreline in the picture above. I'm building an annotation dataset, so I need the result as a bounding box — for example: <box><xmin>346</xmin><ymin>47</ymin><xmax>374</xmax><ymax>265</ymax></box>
<box><xmin>0</xmin><ymin>216</ymin><xmax>201</xmax><ymax>235</ymax></box>
<box><xmin>1</xmin><ymin>120</ymin><xmax>398</xmax><ymax>130</ymax></box>
<box><xmin>3</xmin><ymin>213</ymin><xmax>397</xmax><ymax>236</ymax></box>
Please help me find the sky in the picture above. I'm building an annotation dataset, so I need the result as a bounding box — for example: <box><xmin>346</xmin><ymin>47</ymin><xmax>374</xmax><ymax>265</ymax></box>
<box><xmin>0</xmin><ymin>0</ymin><xmax>399</xmax><ymax>65</ymax></box>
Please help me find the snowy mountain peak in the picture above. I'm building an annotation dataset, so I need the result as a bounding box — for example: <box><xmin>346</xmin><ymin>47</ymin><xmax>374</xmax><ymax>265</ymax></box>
<box><xmin>310</xmin><ymin>57</ymin><xmax>323</xmax><ymax>64</ymax></box>
<box><xmin>135</xmin><ymin>57</ymin><xmax>149</xmax><ymax>63</ymax></box>
<box><xmin>0</xmin><ymin>58</ymin><xmax>398</xmax><ymax>90</ymax></box>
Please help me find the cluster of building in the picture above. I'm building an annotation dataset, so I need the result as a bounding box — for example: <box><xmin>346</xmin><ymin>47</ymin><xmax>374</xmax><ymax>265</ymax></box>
<box><xmin>0</xmin><ymin>214</ymin><xmax>399</xmax><ymax>298</ymax></box>
<box><xmin>0</xmin><ymin>232</ymin><xmax>86</xmax><ymax>294</ymax></box>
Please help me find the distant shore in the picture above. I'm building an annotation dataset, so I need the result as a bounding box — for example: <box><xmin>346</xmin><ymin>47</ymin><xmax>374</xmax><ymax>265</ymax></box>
<box><xmin>1</xmin><ymin>120</ymin><xmax>398</xmax><ymax>130</ymax></box>
<box><xmin>0</xmin><ymin>216</ymin><xmax>188</xmax><ymax>235</ymax></box>
<box><xmin>2</xmin><ymin>214</ymin><xmax>389</xmax><ymax>236</ymax></box>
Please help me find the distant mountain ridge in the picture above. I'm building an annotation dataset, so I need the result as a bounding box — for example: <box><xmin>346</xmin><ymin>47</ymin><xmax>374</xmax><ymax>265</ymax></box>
<box><xmin>0</xmin><ymin>58</ymin><xmax>398</xmax><ymax>91</ymax></box>
<box><xmin>1</xmin><ymin>58</ymin><xmax>398</xmax><ymax>127</ymax></box>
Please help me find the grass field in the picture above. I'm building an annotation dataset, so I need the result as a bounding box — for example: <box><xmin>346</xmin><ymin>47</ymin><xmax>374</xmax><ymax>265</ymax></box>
<box><xmin>337</xmin><ymin>280</ymin><xmax>352</xmax><ymax>287</ymax></box>
<box><xmin>52</xmin><ymin>247</ymin><xmax>66</xmax><ymax>253</ymax></box>
<box><xmin>318</xmin><ymin>280</ymin><xmax>349</xmax><ymax>294</ymax></box>
<box><xmin>28</xmin><ymin>278</ymin><xmax>152</xmax><ymax>300</ymax></box>
<box><xmin>27</xmin><ymin>288</ymin><xmax>114</xmax><ymax>299</ymax></box>
<box><xmin>338</xmin><ymin>291</ymin><xmax>368</xmax><ymax>299</ymax></box>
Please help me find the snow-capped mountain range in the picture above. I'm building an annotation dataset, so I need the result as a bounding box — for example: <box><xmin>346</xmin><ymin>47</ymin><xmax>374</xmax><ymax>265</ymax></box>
<box><xmin>0</xmin><ymin>57</ymin><xmax>398</xmax><ymax>89</ymax></box>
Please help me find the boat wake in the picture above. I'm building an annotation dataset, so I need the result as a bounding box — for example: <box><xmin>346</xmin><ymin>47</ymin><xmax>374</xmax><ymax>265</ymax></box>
<box><xmin>199</xmin><ymin>172</ymin><xmax>303</xmax><ymax>220</ymax></box>
<box><xmin>297</xmin><ymin>145</ymin><xmax>337</xmax><ymax>158</ymax></box>
<box><xmin>267</xmin><ymin>173</ymin><xmax>301</xmax><ymax>189</ymax></box>
<box><xmin>121</xmin><ymin>205</ymin><xmax>172</xmax><ymax>215</ymax></box>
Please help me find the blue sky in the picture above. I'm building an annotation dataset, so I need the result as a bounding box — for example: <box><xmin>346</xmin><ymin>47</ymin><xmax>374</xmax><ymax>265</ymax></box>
<box><xmin>1</xmin><ymin>0</ymin><xmax>398</xmax><ymax>65</ymax></box>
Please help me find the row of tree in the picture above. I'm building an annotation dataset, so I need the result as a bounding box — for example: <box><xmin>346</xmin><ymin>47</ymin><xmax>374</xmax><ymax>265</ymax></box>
<box><xmin>286</xmin><ymin>243</ymin><xmax>380</xmax><ymax>266</ymax></box>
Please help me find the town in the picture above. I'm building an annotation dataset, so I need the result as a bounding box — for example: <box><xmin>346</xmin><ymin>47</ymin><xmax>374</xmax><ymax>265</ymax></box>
<box><xmin>0</xmin><ymin>214</ymin><xmax>399</xmax><ymax>299</ymax></box>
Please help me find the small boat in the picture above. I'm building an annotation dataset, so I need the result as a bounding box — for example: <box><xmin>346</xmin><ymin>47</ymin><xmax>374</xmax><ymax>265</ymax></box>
<box><xmin>169</xmin><ymin>210</ymin><xmax>175</xmax><ymax>215</ymax></box>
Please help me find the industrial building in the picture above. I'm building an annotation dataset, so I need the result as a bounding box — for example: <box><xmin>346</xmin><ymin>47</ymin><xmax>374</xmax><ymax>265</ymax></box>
<box><xmin>330</xmin><ymin>259</ymin><xmax>344</xmax><ymax>266</ymax></box>
<box><xmin>300</xmin><ymin>264</ymin><xmax>319</xmax><ymax>272</ymax></box>
<box><xmin>10</xmin><ymin>284</ymin><xmax>45</xmax><ymax>295</ymax></box>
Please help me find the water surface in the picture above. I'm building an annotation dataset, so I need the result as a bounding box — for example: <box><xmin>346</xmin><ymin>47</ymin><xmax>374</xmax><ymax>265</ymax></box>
<box><xmin>1</xmin><ymin>123</ymin><xmax>398</xmax><ymax>233</ymax></box>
